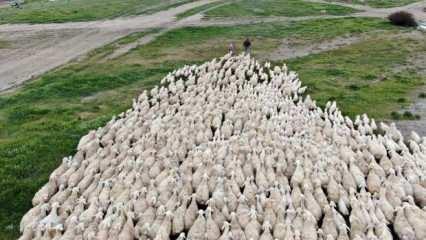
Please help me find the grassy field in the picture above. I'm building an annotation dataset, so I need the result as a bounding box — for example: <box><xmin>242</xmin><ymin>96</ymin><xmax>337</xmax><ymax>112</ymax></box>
<box><xmin>287</xmin><ymin>35</ymin><xmax>426</xmax><ymax>119</ymax></box>
<box><xmin>0</xmin><ymin>0</ymin><xmax>193</xmax><ymax>24</ymax></box>
<box><xmin>123</xmin><ymin>17</ymin><xmax>395</xmax><ymax>65</ymax></box>
<box><xmin>327</xmin><ymin>0</ymin><xmax>422</xmax><ymax>8</ymax></box>
<box><xmin>0</xmin><ymin>17</ymin><xmax>421</xmax><ymax>239</ymax></box>
<box><xmin>176</xmin><ymin>1</ymin><xmax>225</xmax><ymax>20</ymax></box>
<box><xmin>0</xmin><ymin>40</ymin><xmax>8</xmax><ymax>48</ymax></box>
<box><xmin>204</xmin><ymin>0</ymin><xmax>357</xmax><ymax>18</ymax></box>
<box><xmin>0</xmin><ymin>35</ymin><xmax>180</xmax><ymax>240</ymax></box>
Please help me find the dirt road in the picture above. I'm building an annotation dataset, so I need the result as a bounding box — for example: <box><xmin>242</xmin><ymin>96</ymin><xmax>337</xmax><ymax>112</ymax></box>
<box><xmin>0</xmin><ymin>0</ymin><xmax>219</xmax><ymax>91</ymax></box>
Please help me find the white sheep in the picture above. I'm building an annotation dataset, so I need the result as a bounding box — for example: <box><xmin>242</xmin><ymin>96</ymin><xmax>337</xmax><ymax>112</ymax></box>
<box><xmin>19</xmin><ymin>54</ymin><xmax>426</xmax><ymax>240</ymax></box>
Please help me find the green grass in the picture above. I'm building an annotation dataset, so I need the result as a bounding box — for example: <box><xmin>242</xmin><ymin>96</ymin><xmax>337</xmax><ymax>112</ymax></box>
<box><xmin>112</xmin><ymin>18</ymin><xmax>394</xmax><ymax>73</ymax></box>
<box><xmin>287</xmin><ymin>36</ymin><xmax>426</xmax><ymax>119</ymax></box>
<box><xmin>0</xmin><ymin>18</ymin><xmax>409</xmax><ymax>239</ymax></box>
<box><xmin>0</xmin><ymin>40</ymin><xmax>8</xmax><ymax>49</ymax></box>
<box><xmin>0</xmin><ymin>39</ymin><xmax>195</xmax><ymax>240</ymax></box>
<box><xmin>176</xmin><ymin>1</ymin><xmax>226</xmax><ymax>20</ymax></box>
<box><xmin>327</xmin><ymin>0</ymin><xmax>421</xmax><ymax>8</ymax></box>
<box><xmin>0</xmin><ymin>0</ymin><xmax>193</xmax><ymax>24</ymax></box>
<box><xmin>85</xmin><ymin>28</ymin><xmax>161</xmax><ymax>60</ymax></box>
<box><xmin>391</xmin><ymin>111</ymin><xmax>421</xmax><ymax>120</ymax></box>
<box><xmin>205</xmin><ymin>0</ymin><xmax>357</xmax><ymax>18</ymax></box>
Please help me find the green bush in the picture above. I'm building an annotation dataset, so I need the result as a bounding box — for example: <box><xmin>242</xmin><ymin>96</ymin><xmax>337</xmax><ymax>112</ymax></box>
<box><xmin>397</xmin><ymin>97</ymin><xmax>406</xmax><ymax>103</ymax></box>
<box><xmin>390</xmin><ymin>111</ymin><xmax>420</xmax><ymax>120</ymax></box>
<box><xmin>402</xmin><ymin>111</ymin><xmax>421</xmax><ymax>120</ymax></box>
<box><xmin>403</xmin><ymin>110</ymin><xmax>414</xmax><ymax>118</ymax></box>
<box><xmin>391</xmin><ymin>111</ymin><xmax>401</xmax><ymax>120</ymax></box>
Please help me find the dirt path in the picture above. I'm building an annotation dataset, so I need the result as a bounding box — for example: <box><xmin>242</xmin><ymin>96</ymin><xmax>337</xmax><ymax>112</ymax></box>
<box><xmin>105</xmin><ymin>32</ymin><xmax>163</xmax><ymax>60</ymax></box>
<box><xmin>0</xmin><ymin>0</ymin><xmax>219</xmax><ymax>91</ymax></box>
<box><xmin>266</xmin><ymin>35</ymin><xmax>363</xmax><ymax>61</ymax></box>
<box><xmin>1</xmin><ymin>0</ymin><xmax>425</xmax><ymax>92</ymax></box>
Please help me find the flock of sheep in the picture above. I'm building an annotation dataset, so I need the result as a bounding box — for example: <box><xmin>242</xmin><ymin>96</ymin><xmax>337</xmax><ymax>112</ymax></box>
<box><xmin>20</xmin><ymin>54</ymin><xmax>426</xmax><ymax>240</ymax></box>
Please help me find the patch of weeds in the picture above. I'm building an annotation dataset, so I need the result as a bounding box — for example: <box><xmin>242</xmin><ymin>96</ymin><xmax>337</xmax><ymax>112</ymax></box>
<box><xmin>391</xmin><ymin>111</ymin><xmax>402</xmax><ymax>119</ymax></box>
<box><xmin>363</xmin><ymin>73</ymin><xmax>377</xmax><ymax>80</ymax></box>
<box><xmin>348</xmin><ymin>84</ymin><xmax>361</xmax><ymax>91</ymax></box>
<box><xmin>393</xmin><ymin>110</ymin><xmax>421</xmax><ymax>120</ymax></box>
<box><xmin>397</xmin><ymin>97</ymin><xmax>406</xmax><ymax>103</ymax></box>
<box><xmin>403</xmin><ymin>111</ymin><xmax>421</xmax><ymax>120</ymax></box>
<box><xmin>327</xmin><ymin>96</ymin><xmax>337</xmax><ymax>101</ymax></box>
<box><xmin>326</xmin><ymin>68</ymin><xmax>346</xmax><ymax>76</ymax></box>
<box><xmin>0</xmin><ymin>39</ymin><xmax>9</xmax><ymax>49</ymax></box>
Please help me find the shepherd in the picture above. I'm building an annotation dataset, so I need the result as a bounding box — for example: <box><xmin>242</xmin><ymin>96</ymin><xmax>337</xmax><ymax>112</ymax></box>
<box><xmin>228</xmin><ymin>42</ymin><xmax>236</xmax><ymax>56</ymax></box>
<box><xmin>243</xmin><ymin>38</ymin><xmax>251</xmax><ymax>55</ymax></box>
<box><xmin>10</xmin><ymin>0</ymin><xmax>22</xmax><ymax>8</ymax></box>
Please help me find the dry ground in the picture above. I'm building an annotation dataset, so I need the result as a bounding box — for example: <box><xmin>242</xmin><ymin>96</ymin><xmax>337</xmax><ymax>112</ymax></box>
<box><xmin>0</xmin><ymin>0</ymin><xmax>219</xmax><ymax>91</ymax></box>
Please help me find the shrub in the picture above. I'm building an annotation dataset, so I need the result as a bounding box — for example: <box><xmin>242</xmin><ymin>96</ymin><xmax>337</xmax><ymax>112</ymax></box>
<box><xmin>392</xmin><ymin>111</ymin><xmax>421</xmax><ymax>120</ymax></box>
<box><xmin>403</xmin><ymin>111</ymin><xmax>414</xmax><ymax>119</ymax></box>
<box><xmin>388</xmin><ymin>11</ymin><xmax>417</xmax><ymax>27</ymax></box>
<box><xmin>348</xmin><ymin>84</ymin><xmax>360</xmax><ymax>91</ymax></box>
<box><xmin>419</xmin><ymin>92</ymin><xmax>426</xmax><ymax>98</ymax></box>
<box><xmin>391</xmin><ymin>111</ymin><xmax>401</xmax><ymax>120</ymax></box>
<box><xmin>402</xmin><ymin>111</ymin><xmax>420</xmax><ymax>120</ymax></box>
<box><xmin>397</xmin><ymin>97</ymin><xmax>406</xmax><ymax>103</ymax></box>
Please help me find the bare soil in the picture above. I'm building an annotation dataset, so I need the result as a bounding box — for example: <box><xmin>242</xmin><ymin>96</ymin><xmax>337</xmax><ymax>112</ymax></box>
<box><xmin>267</xmin><ymin>35</ymin><xmax>363</xmax><ymax>61</ymax></box>
<box><xmin>0</xmin><ymin>0</ymin><xmax>7</xmax><ymax>8</ymax></box>
<box><xmin>0</xmin><ymin>0</ymin><xmax>220</xmax><ymax>92</ymax></box>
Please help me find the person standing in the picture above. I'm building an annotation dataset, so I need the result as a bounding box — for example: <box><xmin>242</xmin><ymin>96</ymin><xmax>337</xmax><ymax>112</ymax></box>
<box><xmin>243</xmin><ymin>38</ymin><xmax>251</xmax><ymax>55</ymax></box>
<box><xmin>228</xmin><ymin>42</ymin><xmax>236</xmax><ymax>56</ymax></box>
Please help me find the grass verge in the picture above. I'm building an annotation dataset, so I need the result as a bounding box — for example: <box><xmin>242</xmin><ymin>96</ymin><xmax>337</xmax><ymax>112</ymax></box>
<box><xmin>0</xmin><ymin>48</ymin><xmax>194</xmax><ymax>240</ymax></box>
<box><xmin>205</xmin><ymin>0</ymin><xmax>357</xmax><ymax>18</ymax></box>
<box><xmin>286</xmin><ymin>36</ymin><xmax>426</xmax><ymax>119</ymax></box>
<box><xmin>327</xmin><ymin>0</ymin><xmax>421</xmax><ymax>8</ymax></box>
<box><xmin>0</xmin><ymin>40</ymin><xmax>8</xmax><ymax>49</ymax></box>
<box><xmin>176</xmin><ymin>1</ymin><xmax>226</xmax><ymax>20</ymax></box>
<box><xmin>0</xmin><ymin>0</ymin><xmax>194</xmax><ymax>24</ymax></box>
<box><xmin>123</xmin><ymin>17</ymin><xmax>395</xmax><ymax>67</ymax></box>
